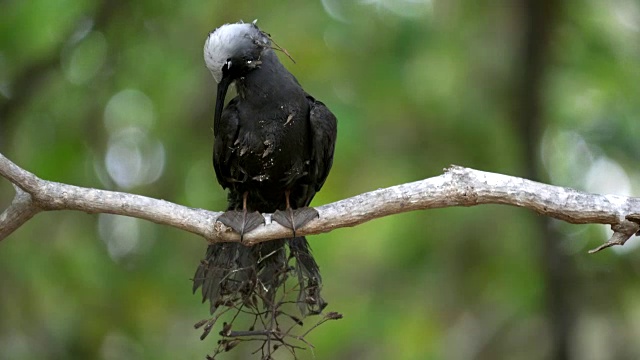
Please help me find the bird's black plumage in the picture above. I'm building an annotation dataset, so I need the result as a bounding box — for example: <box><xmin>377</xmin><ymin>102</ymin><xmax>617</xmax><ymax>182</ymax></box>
<box><xmin>193</xmin><ymin>22</ymin><xmax>337</xmax><ymax>315</ymax></box>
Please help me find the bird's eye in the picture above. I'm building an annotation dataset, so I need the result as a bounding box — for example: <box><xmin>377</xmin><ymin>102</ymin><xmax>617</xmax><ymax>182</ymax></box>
<box><xmin>224</xmin><ymin>59</ymin><xmax>232</xmax><ymax>70</ymax></box>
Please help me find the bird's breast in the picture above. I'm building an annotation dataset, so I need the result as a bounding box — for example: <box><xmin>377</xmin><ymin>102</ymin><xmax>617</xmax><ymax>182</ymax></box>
<box><xmin>231</xmin><ymin>109</ymin><xmax>310</xmax><ymax>188</ymax></box>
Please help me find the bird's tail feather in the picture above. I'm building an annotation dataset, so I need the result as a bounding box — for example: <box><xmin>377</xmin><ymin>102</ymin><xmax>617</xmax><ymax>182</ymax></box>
<box><xmin>193</xmin><ymin>236</ymin><xmax>326</xmax><ymax>316</ymax></box>
<box><xmin>289</xmin><ymin>236</ymin><xmax>326</xmax><ymax>315</ymax></box>
<box><xmin>192</xmin><ymin>242</ymin><xmax>255</xmax><ymax>314</ymax></box>
<box><xmin>253</xmin><ymin>238</ymin><xmax>287</xmax><ymax>308</ymax></box>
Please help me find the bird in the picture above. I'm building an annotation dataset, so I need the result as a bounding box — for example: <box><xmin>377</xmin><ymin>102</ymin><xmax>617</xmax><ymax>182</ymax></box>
<box><xmin>192</xmin><ymin>21</ymin><xmax>337</xmax><ymax>317</ymax></box>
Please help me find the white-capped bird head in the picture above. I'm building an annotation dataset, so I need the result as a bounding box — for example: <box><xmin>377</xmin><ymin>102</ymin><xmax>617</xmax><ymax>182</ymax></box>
<box><xmin>204</xmin><ymin>21</ymin><xmax>274</xmax><ymax>128</ymax></box>
<box><xmin>203</xmin><ymin>21</ymin><xmax>270</xmax><ymax>84</ymax></box>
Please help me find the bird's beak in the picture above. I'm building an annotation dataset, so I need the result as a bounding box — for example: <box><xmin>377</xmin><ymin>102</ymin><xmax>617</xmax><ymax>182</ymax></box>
<box><xmin>214</xmin><ymin>74</ymin><xmax>233</xmax><ymax>134</ymax></box>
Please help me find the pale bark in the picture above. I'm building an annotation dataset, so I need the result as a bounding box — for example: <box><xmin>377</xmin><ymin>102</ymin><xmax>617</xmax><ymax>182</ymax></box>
<box><xmin>1</xmin><ymin>152</ymin><xmax>638</xmax><ymax>252</ymax></box>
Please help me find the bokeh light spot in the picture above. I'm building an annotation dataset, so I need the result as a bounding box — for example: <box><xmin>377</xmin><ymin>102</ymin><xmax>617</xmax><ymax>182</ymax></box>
<box><xmin>104</xmin><ymin>89</ymin><xmax>155</xmax><ymax>133</ymax></box>
<box><xmin>105</xmin><ymin>127</ymin><xmax>165</xmax><ymax>189</ymax></box>
<box><xmin>98</xmin><ymin>214</ymin><xmax>141</xmax><ymax>261</ymax></box>
<box><xmin>61</xmin><ymin>31</ymin><xmax>107</xmax><ymax>85</ymax></box>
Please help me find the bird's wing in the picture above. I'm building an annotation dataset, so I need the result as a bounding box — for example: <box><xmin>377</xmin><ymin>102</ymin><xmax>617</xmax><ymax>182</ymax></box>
<box><xmin>213</xmin><ymin>99</ymin><xmax>240</xmax><ymax>190</ymax></box>
<box><xmin>307</xmin><ymin>95</ymin><xmax>337</xmax><ymax>192</ymax></box>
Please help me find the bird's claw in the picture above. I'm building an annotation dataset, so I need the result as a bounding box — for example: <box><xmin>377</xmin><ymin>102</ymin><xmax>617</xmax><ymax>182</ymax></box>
<box><xmin>217</xmin><ymin>210</ymin><xmax>265</xmax><ymax>242</ymax></box>
<box><xmin>272</xmin><ymin>207</ymin><xmax>319</xmax><ymax>237</ymax></box>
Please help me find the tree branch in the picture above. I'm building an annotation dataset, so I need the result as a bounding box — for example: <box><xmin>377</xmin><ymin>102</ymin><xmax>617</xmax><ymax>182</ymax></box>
<box><xmin>0</xmin><ymin>185</ymin><xmax>39</xmax><ymax>240</ymax></box>
<box><xmin>1</xmin><ymin>152</ymin><xmax>639</xmax><ymax>252</ymax></box>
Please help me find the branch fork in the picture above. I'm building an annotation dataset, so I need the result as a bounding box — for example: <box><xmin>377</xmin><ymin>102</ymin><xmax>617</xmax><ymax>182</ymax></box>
<box><xmin>588</xmin><ymin>215</ymin><xmax>640</xmax><ymax>254</ymax></box>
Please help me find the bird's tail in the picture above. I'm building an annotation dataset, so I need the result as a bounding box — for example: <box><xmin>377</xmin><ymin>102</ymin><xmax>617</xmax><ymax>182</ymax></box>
<box><xmin>192</xmin><ymin>237</ymin><xmax>325</xmax><ymax>316</ymax></box>
<box><xmin>192</xmin><ymin>239</ymin><xmax>285</xmax><ymax>314</ymax></box>
<box><xmin>288</xmin><ymin>236</ymin><xmax>327</xmax><ymax>315</ymax></box>
<box><xmin>192</xmin><ymin>241</ymin><xmax>253</xmax><ymax>314</ymax></box>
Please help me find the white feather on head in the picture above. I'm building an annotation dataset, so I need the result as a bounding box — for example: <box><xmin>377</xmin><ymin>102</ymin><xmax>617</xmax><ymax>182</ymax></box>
<box><xmin>203</xmin><ymin>21</ymin><xmax>270</xmax><ymax>83</ymax></box>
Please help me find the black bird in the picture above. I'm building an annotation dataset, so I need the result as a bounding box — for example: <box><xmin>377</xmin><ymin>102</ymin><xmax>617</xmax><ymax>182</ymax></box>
<box><xmin>193</xmin><ymin>22</ymin><xmax>337</xmax><ymax>315</ymax></box>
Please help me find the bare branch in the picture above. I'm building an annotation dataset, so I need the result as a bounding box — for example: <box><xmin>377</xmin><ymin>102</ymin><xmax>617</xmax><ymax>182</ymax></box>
<box><xmin>0</xmin><ymin>153</ymin><xmax>219</xmax><ymax>241</ymax></box>
<box><xmin>2</xmin><ymin>152</ymin><xmax>639</xmax><ymax>250</ymax></box>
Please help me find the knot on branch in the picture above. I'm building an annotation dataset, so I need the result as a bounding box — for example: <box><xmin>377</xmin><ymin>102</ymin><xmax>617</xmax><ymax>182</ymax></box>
<box><xmin>445</xmin><ymin>165</ymin><xmax>478</xmax><ymax>205</ymax></box>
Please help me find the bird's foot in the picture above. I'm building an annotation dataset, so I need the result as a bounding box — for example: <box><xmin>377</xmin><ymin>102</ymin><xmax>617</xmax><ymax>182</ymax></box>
<box><xmin>217</xmin><ymin>210</ymin><xmax>265</xmax><ymax>241</ymax></box>
<box><xmin>272</xmin><ymin>207</ymin><xmax>319</xmax><ymax>237</ymax></box>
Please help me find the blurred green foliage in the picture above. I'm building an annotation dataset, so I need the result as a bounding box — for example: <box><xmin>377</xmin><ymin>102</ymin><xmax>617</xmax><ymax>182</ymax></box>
<box><xmin>2</xmin><ymin>0</ymin><xmax>640</xmax><ymax>359</ymax></box>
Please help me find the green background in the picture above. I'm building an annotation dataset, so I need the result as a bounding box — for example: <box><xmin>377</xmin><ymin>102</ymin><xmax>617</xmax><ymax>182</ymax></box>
<box><xmin>2</xmin><ymin>1</ymin><xmax>640</xmax><ymax>359</ymax></box>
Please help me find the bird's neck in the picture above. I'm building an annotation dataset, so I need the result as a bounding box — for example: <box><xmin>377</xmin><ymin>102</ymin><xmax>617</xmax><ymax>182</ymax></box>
<box><xmin>235</xmin><ymin>51</ymin><xmax>304</xmax><ymax>106</ymax></box>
